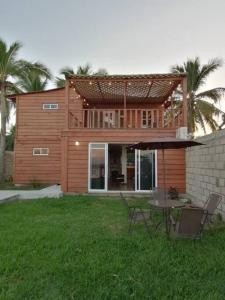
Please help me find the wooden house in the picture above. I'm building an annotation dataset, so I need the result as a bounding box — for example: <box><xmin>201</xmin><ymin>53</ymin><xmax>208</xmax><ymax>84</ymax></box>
<box><xmin>9</xmin><ymin>73</ymin><xmax>187</xmax><ymax>193</ymax></box>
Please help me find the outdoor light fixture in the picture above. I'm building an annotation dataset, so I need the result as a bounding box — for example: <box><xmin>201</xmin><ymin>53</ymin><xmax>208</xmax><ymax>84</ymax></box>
<box><xmin>75</xmin><ymin>141</ymin><xmax>80</xmax><ymax>146</ymax></box>
<box><xmin>169</xmin><ymin>81</ymin><xmax>172</xmax><ymax>85</ymax></box>
<box><xmin>128</xmin><ymin>82</ymin><xmax>131</xmax><ymax>86</ymax></box>
<box><xmin>89</xmin><ymin>81</ymin><xmax>92</xmax><ymax>85</ymax></box>
<box><xmin>148</xmin><ymin>81</ymin><xmax>152</xmax><ymax>85</ymax></box>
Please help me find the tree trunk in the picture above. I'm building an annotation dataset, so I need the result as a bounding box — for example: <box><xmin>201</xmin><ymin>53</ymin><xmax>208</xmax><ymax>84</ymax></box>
<box><xmin>0</xmin><ymin>83</ymin><xmax>6</xmax><ymax>181</ymax></box>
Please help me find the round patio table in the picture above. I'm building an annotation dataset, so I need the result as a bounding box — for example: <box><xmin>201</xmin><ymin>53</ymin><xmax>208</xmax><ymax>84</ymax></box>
<box><xmin>148</xmin><ymin>199</ymin><xmax>185</xmax><ymax>236</ymax></box>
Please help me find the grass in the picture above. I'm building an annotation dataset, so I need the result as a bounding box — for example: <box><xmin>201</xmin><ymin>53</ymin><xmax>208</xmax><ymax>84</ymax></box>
<box><xmin>0</xmin><ymin>182</ymin><xmax>47</xmax><ymax>190</ymax></box>
<box><xmin>0</xmin><ymin>195</ymin><xmax>225</xmax><ymax>299</ymax></box>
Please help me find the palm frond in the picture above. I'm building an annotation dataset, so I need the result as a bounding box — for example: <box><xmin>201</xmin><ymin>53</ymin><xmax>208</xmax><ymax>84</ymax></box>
<box><xmin>55</xmin><ymin>77</ymin><xmax>65</xmax><ymax>88</ymax></box>
<box><xmin>94</xmin><ymin>68</ymin><xmax>108</xmax><ymax>75</ymax></box>
<box><xmin>59</xmin><ymin>67</ymin><xmax>75</xmax><ymax>76</ymax></box>
<box><xmin>76</xmin><ymin>63</ymin><xmax>92</xmax><ymax>75</ymax></box>
<box><xmin>195</xmin><ymin>58</ymin><xmax>223</xmax><ymax>91</ymax></box>
<box><xmin>196</xmin><ymin>87</ymin><xmax>225</xmax><ymax>104</ymax></box>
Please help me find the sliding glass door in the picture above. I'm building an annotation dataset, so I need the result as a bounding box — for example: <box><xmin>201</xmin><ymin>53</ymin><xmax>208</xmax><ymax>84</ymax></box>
<box><xmin>135</xmin><ymin>150</ymin><xmax>156</xmax><ymax>191</ymax></box>
<box><xmin>88</xmin><ymin>143</ymin><xmax>108</xmax><ymax>191</ymax></box>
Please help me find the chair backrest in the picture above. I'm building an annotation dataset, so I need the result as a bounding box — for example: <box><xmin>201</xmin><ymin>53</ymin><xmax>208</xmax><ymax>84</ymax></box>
<box><xmin>177</xmin><ymin>208</ymin><xmax>205</xmax><ymax>237</ymax></box>
<box><xmin>205</xmin><ymin>193</ymin><xmax>222</xmax><ymax>215</ymax></box>
<box><xmin>153</xmin><ymin>187</ymin><xmax>168</xmax><ymax>202</ymax></box>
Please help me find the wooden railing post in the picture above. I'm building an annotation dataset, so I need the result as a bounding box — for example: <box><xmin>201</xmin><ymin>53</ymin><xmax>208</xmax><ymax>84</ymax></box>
<box><xmin>124</xmin><ymin>82</ymin><xmax>127</xmax><ymax>128</ymax></box>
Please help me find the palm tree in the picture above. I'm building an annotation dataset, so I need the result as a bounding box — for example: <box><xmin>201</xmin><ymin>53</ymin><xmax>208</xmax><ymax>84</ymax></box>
<box><xmin>0</xmin><ymin>38</ymin><xmax>51</xmax><ymax>180</ymax></box>
<box><xmin>16</xmin><ymin>63</ymin><xmax>52</xmax><ymax>92</ymax></box>
<box><xmin>6</xmin><ymin>125</ymin><xmax>15</xmax><ymax>151</ymax></box>
<box><xmin>55</xmin><ymin>63</ymin><xmax>108</xmax><ymax>87</ymax></box>
<box><xmin>171</xmin><ymin>57</ymin><xmax>225</xmax><ymax>135</ymax></box>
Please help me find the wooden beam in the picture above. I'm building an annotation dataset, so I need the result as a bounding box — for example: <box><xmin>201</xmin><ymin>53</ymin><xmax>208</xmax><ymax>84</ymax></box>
<box><xmin>65</xmin><ymin>80</ymin><xmax>70</xmax><ymax>129</ymax></box>
<box><xmin>97</xmin><ymin>81</ymin><xmax>105</xmax><ymax>100</ymax></box>
<box><xmin>182</xmin><ymin>77</ymin><xmax>188</xmax><ymax>127</ymax></box>
<box><xmin>145</xmin><ymin>81</ymin><xmax>154</xmax><ymax>99</ymax></box>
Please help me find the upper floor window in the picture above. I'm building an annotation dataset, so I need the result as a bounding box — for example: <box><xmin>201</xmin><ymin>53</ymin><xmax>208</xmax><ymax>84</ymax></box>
<box><xmin>33</xmin><ymin>148</ymin><xmax>49</xmax><ymax>156</ymax></box>
<box><xmin>43</xmin><ymin>103</ymin><xmax>59</xmax><ymax>110</ymax></box>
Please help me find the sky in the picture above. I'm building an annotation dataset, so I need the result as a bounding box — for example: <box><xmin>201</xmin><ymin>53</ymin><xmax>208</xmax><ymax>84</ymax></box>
<box><xmin>1</xmin><ymin>0</ymin><xmax>225</xmax><ymax>129</ymax></box>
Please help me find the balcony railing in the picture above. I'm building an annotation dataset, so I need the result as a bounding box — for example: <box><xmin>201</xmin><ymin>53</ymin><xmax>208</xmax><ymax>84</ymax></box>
<box><xmin>69</xmin><ymin>109</ymin><xmax>183</xmax><ymax>129</ymax></box>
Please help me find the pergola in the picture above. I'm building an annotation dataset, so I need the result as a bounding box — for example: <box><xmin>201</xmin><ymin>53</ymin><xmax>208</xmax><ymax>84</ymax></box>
<box><xmin>65</xmin><ymin>73</ymin><xmax>188</xmax><ymax>127</ymax></box>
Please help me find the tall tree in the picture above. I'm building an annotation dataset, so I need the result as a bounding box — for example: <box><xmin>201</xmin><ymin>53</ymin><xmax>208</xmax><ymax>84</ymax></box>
<box><xmin>55</xmin><ymin>63</ymin><xmax>108</xmax><ymax>87</ymax></box>
<box><xmin>171</xmin><ymin>57</ymin><xmax>225</xmax><ymax>135</ymax></box>
<box><xmin>0</xmin><ymin>38</ymin><xmax>50</xmax><ymax>180</ymax></box>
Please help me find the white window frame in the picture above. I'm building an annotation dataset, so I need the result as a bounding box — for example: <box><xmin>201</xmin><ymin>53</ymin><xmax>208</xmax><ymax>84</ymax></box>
<box><xmin>43</xmin><ymin>103</ymin><xmax>59</xmax><ymax>110</ymax></box>
<box><xmin>33</xmin><ymin>148</ymin><xmax>49</xmax><ymax>156</ymax></box>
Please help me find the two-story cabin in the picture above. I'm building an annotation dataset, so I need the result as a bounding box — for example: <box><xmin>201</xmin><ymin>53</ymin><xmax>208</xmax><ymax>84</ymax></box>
<box><xmin>10</xmin><ymin>73</ymin><xmax>187</xmax><ymax>193</ymax></box>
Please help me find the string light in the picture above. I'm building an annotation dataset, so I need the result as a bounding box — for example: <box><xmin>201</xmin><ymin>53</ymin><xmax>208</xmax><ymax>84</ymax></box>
<box><xmin>148</xmin><ymin>81</ymin><xmax>152</xmax><ymax>85</ymax></box>
<box><xmin>108</xmin><ymin>82</ymin><xmax>112</xmax><ymax>86</ymax></box>
<box><xmin>128</xmin><ymin>82</ymin><xmax>131</xmax><ymax>86</ymax></box>
<box><xmin>89</xmin><ymin>81</ymin><xmax>93</xmax><ymax>85</ymax></box>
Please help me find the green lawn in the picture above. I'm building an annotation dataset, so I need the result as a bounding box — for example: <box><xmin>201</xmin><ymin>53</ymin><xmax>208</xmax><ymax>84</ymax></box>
<box><xmin>0</xmin><ymin>182</ymin><xmax>47</xmax><ymax>190</ymax></box>
<box><xmin>0</xmin><ymin>196</ymin><xmax>225</xmax><ymax>300</ymax></box>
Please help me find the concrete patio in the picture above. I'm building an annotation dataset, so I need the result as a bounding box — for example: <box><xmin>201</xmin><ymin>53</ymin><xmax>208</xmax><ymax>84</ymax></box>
<box><xmin>0</xmin><ymin>185</ymin><xmax>63</xmax><ymax>203</ymax></box>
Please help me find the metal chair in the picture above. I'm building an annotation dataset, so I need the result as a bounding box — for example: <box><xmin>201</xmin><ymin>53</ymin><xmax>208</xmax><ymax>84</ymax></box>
<box><xmin>151</xmin><ymin>187</ymin><xmax>169</xmax><ymax>230</ymax></box>
<box><xmin>170</xmin><ymin>207</ymin><xmax>207</xmax><ymax>239</ymax></box>
<box><xmin>120</xmin><ymin>192</ymin><xmax>151</xmax><ymax>235</ymax></box>
<box><xmin>204</xmin><ymin>193</ymin><xmax>222</xmax><ymax>226</ymax></box>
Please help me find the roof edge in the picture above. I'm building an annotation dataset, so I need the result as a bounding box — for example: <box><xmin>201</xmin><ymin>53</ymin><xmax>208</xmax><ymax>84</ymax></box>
<box><xmin>66</xmin><ymin>73</ymin><xmax>187</xmax><ymax>80</ymax></box>
<box><xmin>7</xmin><ymin>87</ymin><xmax>65</xmax><ymax>101</ymax></box>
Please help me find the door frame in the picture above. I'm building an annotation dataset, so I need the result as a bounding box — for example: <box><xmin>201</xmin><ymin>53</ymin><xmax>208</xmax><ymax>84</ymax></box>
<box><xmin>88</xmin><ymin>143</ymin><xmax>108</xmax><ymax>192</ymax></box>
<box><xmin>88</xmin><ymin>143</ymin><xmax>157</xmax><ymax>193</ymax></box>
<box><xmin>135</xmin><ymin>149</ymin><xmax>157</xmax><ymax>192</ymax></box>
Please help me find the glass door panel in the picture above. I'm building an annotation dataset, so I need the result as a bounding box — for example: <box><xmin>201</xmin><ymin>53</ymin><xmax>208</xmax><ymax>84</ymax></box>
<box><xmin>135</xmin><ymin>150</ymin><xmax>156</xmax><ymax>191</ymax></box>
<box><xmin>89</xmin><ymin>143</ymin><xmax>108</xmax><ymax>191</ymax></box>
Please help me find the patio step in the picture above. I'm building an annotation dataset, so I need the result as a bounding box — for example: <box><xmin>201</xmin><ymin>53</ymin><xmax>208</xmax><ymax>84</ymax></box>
<box><xmin>0</xmin><ymin>192</ymin><xmax>19</xmax><ymax>203</ymax></box>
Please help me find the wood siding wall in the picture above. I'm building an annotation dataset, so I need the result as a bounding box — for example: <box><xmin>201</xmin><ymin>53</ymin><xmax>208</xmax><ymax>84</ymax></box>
<box><xmin>14</xmin><ymin>88</ymin><xmax>81</xmax><ymax>184</ymax></box>
<box><xmin>14</xmin><ymin>88</ymin><xmax>185</xmax><ymax>191</ymax></box>
<box><xmin>62</xmin><ymin>129</ymin><xmax>185</xmax><ymax>193</ymax></box>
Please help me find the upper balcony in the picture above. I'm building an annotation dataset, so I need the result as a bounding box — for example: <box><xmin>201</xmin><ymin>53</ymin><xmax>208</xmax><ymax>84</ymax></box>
<box><xmin>65</xmin><ymin>73</ymin><xmax>188</xmax><ymax>130</ymax></box>
<box><xmin>69</xmin><ymin>108</ymin><xmax>183</xmax><ymax>129</ymax></box>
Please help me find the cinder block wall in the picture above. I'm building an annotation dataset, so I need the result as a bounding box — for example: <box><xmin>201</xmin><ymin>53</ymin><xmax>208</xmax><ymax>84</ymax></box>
<box><xmin>4</xmin><ymin>151</ymin><xmax>14</xmax><ymax>180</ymax></box>
<box><xmin>186</xmin><ymin>129</ymin><xmax>225</xmax><ymax>217</ymax></box>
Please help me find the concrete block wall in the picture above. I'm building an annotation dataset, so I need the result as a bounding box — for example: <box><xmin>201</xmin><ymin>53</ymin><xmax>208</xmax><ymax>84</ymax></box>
<box><xmin>186</xmin><ymin>129</ymin><xmax>225</xmax><ymax>217</ymax></box>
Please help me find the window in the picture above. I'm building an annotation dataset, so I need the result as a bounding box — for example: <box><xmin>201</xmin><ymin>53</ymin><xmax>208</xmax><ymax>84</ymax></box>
<box><xmin>33</xmin><ymin>148</ymin><xmax>49</xmax><ymax>156</ymax></box>
<box><xmin>43</xmin><ymin>103</ymin><xmax>59</xmax><ymax>110</ymax></box>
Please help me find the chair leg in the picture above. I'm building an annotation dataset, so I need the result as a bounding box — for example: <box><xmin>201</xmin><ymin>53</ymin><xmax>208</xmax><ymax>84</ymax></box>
<box><xmin>142</xmin><ymin>214</ymin><xmax>151</xmax><ymax>236</ymax></box>
<box><xmin>128</xmin><ymin>217</ymin><xmax>133</xmax><ymax>234</ymax></box>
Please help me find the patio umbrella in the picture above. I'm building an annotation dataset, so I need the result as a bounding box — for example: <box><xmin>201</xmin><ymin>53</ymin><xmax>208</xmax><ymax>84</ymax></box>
<box><xmin>129</xmin><ymin>137</ymin><xmax>204</xmax><ymax>196</ymax></box>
